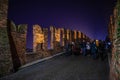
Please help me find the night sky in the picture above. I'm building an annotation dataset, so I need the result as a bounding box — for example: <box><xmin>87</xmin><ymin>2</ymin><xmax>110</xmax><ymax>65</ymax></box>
<box><xmin>8</xmin><ymin>0</ymin><xmax>116</xmax><ymax>49</ymax></box>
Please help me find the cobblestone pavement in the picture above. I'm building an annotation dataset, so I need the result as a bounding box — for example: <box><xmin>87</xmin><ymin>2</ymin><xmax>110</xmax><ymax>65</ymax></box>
<box><xmin>1</xmin><ymin>54</ymin><xmax>109</xmax><ymax>80</ymax></box>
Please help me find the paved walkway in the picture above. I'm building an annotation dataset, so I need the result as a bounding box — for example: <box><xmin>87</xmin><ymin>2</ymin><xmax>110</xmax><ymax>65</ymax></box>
<box><xmin>1</xmin><ymin>54</ymin><xmax>109</xmax><ymax>80</ymax></box>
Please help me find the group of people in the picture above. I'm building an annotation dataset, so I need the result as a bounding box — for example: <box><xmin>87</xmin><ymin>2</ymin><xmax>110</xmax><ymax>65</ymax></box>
<box><xmin>64</xmin><ymin>40</ymin><xmax>111</xmax><ymax>60</ymax></box>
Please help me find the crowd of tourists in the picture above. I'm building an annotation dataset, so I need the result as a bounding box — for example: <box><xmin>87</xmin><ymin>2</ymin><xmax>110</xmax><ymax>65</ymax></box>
<box><xmin>64</xmin><ymin>39</ymin><xmax>111</xmax><ymax>60</ymax></box>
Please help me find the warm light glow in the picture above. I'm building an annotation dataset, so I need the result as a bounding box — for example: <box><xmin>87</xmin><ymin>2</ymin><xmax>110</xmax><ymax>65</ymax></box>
<box><xmin>96</xmin><ymin>40</ymin><xmax>99</xmax><ymax>46</ymax></box>
<box><xmin>33</xmin><ymin>25</ymin><xmax>44</xmax><ymax>52</ymax></box>
<box><xmin>50</xmin><ymin>26</ymin><xmax>54</xmax><ymax>31</ymax></box>
<box><xmin>55</xmin><ymin>28</ymin><xmax>60</xmax><ymax>42</ymax></box>
<box><xmin>55</xmin><ymin>33</ymin><xmax>60</xmax><ymax>42</ymax></box>
<box><xmin>78</xmin><ymin>31</ymin><xmax>81</xmax><ymax>38</ymax></box>
<box><xmin>67</xmin><ymin>29</ymin><xmax>69</xmax><ymax>40</ymax></box>
<box><xmin>61</xmin><ymin>28</ymin><xmax>65</xmax><ymax>38</ymax></box>
<box><xmin>83</xmin><ymin>34</ymin><xmax>85</xmax><ymax>38</ymax></box>
<box><xmin>60</xmin><ymin>28</ymin><xmax>65</xmax><ymax>46</ymax></box>
<box><xmin>35</xmin><ymin>33</ymin><xmax>44</xmax><ymax>43</ymax></box>
<box><xmin>74</xmin><ymin>30</ymin><xmax>77</xmax><ymax>39</ymax></box>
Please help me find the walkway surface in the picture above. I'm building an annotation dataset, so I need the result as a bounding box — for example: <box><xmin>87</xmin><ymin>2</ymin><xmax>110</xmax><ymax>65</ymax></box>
<box><xmin>1</xmin><ymin>54</ymin><xmax>109</xmax><ymax>80</ymax></box>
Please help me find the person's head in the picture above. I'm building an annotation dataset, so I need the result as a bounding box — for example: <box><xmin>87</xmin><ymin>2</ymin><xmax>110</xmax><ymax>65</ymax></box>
<box><xmin>72</xmin><ymin>42</ymin><xmax>75</xmax><ymax>45</ymax></box>
<box><xmin>83</xmin><ymin>40</ymin><xmax>85</xmax><ymax>42</ymax></box>
<box><xmin>87</xmin><ymin>42</ymin><xmax>90</xmax><ymax>44</ymax></box>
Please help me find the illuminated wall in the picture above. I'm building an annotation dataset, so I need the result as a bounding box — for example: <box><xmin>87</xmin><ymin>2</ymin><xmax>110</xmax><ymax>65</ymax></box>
<box><xmin>50</xmin><ymin>26</ymin><xmax>63</xmax><ymax>50</ymax></box>
<box><xmin>67</xmin><ymin>29</ymin><xmax>70</xmax><ymax>40</ymax></box>
<box><xmin>95</xmin><ymin>40</ymin><xmax>99</xmax><ymax>46</ymax></box>
<box><xmin>33</xmin><ymin>25</ymin><xmax>44</xmax><ymax>52</ymax></box>
<box><xmin>74</xmin><ymin>30</ymin><xmax>77</xmax><ymax>40</ymax></box>
<box><xmin>78</xmin><ymin>31</ymin><xmax>81</xmax><ymax>38</ymax></box>
<box><xmin>83</xmin><ymin>34</ymin><xmax>85</xmax><ymax>39</ymax></box>
<box><xmin>50</xmin><ymin>26</ymin><xmax>55</xmax><ymax>49</ymax></box>
<box><xmin>55</xmin><ymin>28</ymin><xmax>61</xmax><ymax>42</ymax></box>
<box><xmin>61</xmin><ymin>28</ymin><xmax>65</xmax><ymax>46</ymax></box>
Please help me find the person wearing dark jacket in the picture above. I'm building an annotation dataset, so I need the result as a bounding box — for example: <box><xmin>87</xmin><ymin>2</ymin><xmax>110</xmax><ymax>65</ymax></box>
<box><xmin>91</xmin><ymin>41</ymin><xmax>97</xmax><ymax>59</ymax></box>
<box><xmin>81</xmin><ymin>40</ymin><xmax>86</xmax><ymax>56</ymax></box>
<box><xmin>98</xmin><ymin>40</ymin><xmax>105</xmax><ymax>61</ymax></box>
<box><xmin>64</xmin><ymin>42</ymin><xmax>72</xmax><ymax>56</ymax></box>
<box><xmin>86</xmin><ymin>41</ymin><xmax>91</xmax><ymax>56</ymax></box>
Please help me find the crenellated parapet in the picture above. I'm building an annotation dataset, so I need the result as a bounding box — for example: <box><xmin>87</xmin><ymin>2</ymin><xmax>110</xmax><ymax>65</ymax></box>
<box><xmin>33</xmin><ymin>25</ymin><xmax>46</xmax><ymax>52</ymax></box>
<box><xmin>8</xmin><ymin>20</ymin><xmax>27</xmax><ymax>65</ymax></box>
<box><xmin>55</xmin><ymin>28</ymin><xmax>61</xmax><ymax>42</ymax></box>
<box><xmin>43</xmin><ymin>28</ymin><xmax>48</xmax><ymax>50</ymax></box>
<box><xmin>66</xmin><ymin>29</ymin><xmax>70</xmax><ymax>40</ymax></box>
<box><xmin>78</xmin><ymin>31</ymin><xmax>81</xmax><ymax>39</ymax></box>
<box><xmin>16</xmin><ymin>24</ymin><xmax>27</xmax><ymax>65</ymax></box>
<box><xmin>69</xmin><ymin>30</ymin><xmax>72</xmax><ymax>42</ymax></box>
<box><xmin>50</xmin><ymin>26</ymin><xmax>62</xmax><ymax>50</ymax></box>
<box><xmin>50</xmin><ymin>26</ymin><xmax>55</xmax><ymax>49</ymax></box>
<box><xmin>61</xmin><ymin>28</ymin><xmax>65</xmax><ymax>46</ymax></box>
<box><xmin>74</xmin><ymin>30</ymin><xmax>77</xmax><ymax>41</ymax></box>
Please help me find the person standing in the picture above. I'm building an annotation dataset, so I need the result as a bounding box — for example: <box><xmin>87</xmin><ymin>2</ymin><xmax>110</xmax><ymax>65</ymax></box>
<box><xmin>64</xmin><ymin>41</ymin><xmax>71</xmax><ymax>56</ymax></box>
<box><xmin>81</xmin><ymin>40</ymin><xmax>86</xmax><ymax>56</ymax></box>
<box><xmin>91</xmin><ymin>41</ymin><xmax>97</xmax><ymax>59</ymax></box>
<box><xmin>86</xmin><ymin>41</ymin><xmax>91</xmax><ymax>56</ymax></box>
<box><xmin>98</xmin><ymin>40</ymin><xmax>105</xmax><ymax>61</ymax></box>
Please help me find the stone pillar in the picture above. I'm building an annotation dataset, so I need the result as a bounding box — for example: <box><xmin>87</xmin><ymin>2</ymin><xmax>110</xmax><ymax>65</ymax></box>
<box><xmin>78</xmin><ymin>31</ymin><xmax>81</xmax><ymax>39</ymax></box>
<box><xmin>55</xmin><ymin>28</ymin><xmax>61</xmax><ymax>42</ymax></box>
<box><xmin>85</xmin><ymin>35</ymin><xmax>86</xmax><ymax>39</ymax></box>
<box><xmin>66</xmin><ymin>29</ymin><xmax>69</xmax><ymax>41</ymax></box>
<box><xmin>43</xmin><ymin>28</ymin><xmax>48</xmax><ymax>50</ymax></box>
<box><xmin>50</xmin><ymin>26</ymin><xmax>55</xmax><ymax>49</ymax></box>
<box><xmin>54</xmin><ymin>28</ymin><xmax>61</xmax><ymax>51</ymax></box>
<box><xmin>74</xmin><ymin>30</ymin><xmax>77</xmax><ymax>42</ymax></box>
<box><xmin>42</xmin><ymin>28</ymin><xmax>49</xmax><ymax>57</ymax></box>
<box><xmin>71</xmin><ymin>30</ymin><xmax>74</xmax><ymax>42</ymax></box>
<box><xmin>69</xmin><ymin>30</ymin><xmax>72</xmax><ymax>43</ymax></box>
<box><xmin>83</xmin><ymin>33</ymin><xmax>85</xmax><ymax>39</ymax></box>
<box><xmin>76</xmin><ymin>31</ymin><xmax>79</xmax><ymax>42</ymax></box>
<box><xmin>16</xmin><ymin>24</ymin><xmax>27</xmax><ymax>65</ymax></box>
<box><xmin>66</xmin><ymin>29</ymin><xmax>71</xmax><ymax>43</ymax></box>
<box><xmin>33</xmin><ymin>25</ymin><xmax>44</xmax><ymax>52</ymax></box>
<box><xmin>7</xmin><ymin>20</ymin><xmax>21</xmax><ymax>71</ymax></box>
<box><xmin>61</xmin><ymin>28</ymin><xmax>65</xmax><ymax>46</ymax></box>
<box><xmin>64</xmin><ymin>29</ymin><xmax>67</xmax><ymax>45</ymax></box>
<box><xmin>8</xmin><ymin>20</ymin><xmax>27</xmax><ymax>69</ymax></box>
<box><xmin>81</xmin><ymin>32</ymin><xmax>83</xmax><ymax>41</ymax></box>
<box><xmin>50</xmin><ymin>26</ymin><xmax>61</xmax><ymax>52</ymax></box>
<box><xmin>0</xmin><ymin>0</ymin><xmax>13</xmax><ymax>77</ymax></box>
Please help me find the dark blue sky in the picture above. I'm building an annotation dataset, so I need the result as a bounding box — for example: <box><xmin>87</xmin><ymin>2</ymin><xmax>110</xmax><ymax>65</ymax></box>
<box><xmin>8</xmin><ymin>0</ymin><xmax>116</xmax><ymax>48</ymax></box>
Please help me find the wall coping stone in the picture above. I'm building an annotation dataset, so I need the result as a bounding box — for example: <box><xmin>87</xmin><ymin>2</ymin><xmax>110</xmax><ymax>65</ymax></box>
<box><xmin>20</xmin><ymin>52</ymin><xmax>65</xmax><ymax>69</ymax></box>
